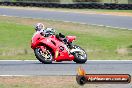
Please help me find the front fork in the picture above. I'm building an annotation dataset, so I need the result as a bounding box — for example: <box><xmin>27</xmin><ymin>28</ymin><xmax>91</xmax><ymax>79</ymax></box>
<box><xmin>38</xmin><ymin>46</ymin><xmax>46</xmax><ymax>53</ymax></box>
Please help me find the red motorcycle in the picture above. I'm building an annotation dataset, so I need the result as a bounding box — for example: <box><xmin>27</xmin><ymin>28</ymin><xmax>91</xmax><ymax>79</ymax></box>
<box><xmin>31</xmin><ymin>32</ymin><xmax>87</xmax><ymax>64</ymax></box>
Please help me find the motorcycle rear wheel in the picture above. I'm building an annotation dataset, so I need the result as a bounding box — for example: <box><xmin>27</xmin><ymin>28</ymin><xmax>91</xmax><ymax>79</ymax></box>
<box><xmin>34</xmin><ymin>48</ymin><xmax>53</xmax><ymax>64</ymax></box>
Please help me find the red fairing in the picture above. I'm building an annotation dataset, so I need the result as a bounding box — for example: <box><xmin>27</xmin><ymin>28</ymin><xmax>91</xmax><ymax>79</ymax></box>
<box><xmin>31</xmin><ymin>33</ymin><xmax>75</xmax><ymax>62</ymax></box>
<box><xmin>66</xmin><ymin>36</ymin><xmax>76</xmax><ymax>42</ymax></box>
<box><xmin>31</xmin><ymin>33</ymin><xmax>43</xmax><ymax>49</ymax></box>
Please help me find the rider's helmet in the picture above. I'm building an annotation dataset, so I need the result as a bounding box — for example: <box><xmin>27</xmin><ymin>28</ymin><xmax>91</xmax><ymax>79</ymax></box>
<box><xmin>34</xmin><ymin>23</ymin><xmax>45</xmax><ymax>31</ymax></box>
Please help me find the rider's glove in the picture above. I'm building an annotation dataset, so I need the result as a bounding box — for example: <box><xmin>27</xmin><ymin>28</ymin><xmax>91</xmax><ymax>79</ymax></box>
<box><xmin>59</xmin><ymin>33</ymin><xmax>65</xmax><ymax>38</ymax></box>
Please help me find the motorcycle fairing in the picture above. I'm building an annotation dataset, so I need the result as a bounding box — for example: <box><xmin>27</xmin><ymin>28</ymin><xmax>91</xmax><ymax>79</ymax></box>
<box><xmin>31</xmin><ymin>34</ymin><xmax>74</xmax><ymax>61</ymax></box>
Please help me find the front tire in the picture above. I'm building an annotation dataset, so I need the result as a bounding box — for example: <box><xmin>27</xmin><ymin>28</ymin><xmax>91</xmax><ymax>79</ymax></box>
<box><xmin>34</xmin><ymin>48</ymin><xmax>53</xmax><ymax>64</ymax></box>
<box><xmin>73</xmin><ymin>45</ymin><xmax>87</xmax><ymax>64</ymax></box>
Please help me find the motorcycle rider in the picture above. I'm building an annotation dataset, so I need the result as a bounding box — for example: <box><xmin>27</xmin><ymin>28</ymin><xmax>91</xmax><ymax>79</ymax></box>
<box><xmin>34</xmin><ymin>23</ymin><xmax>73</xmax><ymax>49</ymax></box>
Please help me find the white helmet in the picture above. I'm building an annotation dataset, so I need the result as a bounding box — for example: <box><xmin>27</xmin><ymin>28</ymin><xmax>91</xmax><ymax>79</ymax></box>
<box><xmin>35</xmin><ymin>23</ymin><xmax>45</xmax><ymax>31</ymax></box>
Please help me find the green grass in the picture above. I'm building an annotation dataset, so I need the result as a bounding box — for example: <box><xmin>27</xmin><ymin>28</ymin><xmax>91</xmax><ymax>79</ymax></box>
<box><xmin>1</xmin><ymin>6</ymin><xmax>132</xmax><ymax>13</ymax></box>
<box><xmin>55</xmin><ymin>8</ymin><xmax>132</xmax><ymax>13</ymax></box>
<box><xmin>0</xmin><ymin>76</ymin><xmax>81</xmax><ymax>88</ymax></box>
<box><xmin>30</xmin><ymin>7</ymin><xmax>131</xmax><ymax>13</ymax></box>
<box><xmin>29</xmin><ymin>7</ymin><xmax>132</xmax><ymax>13</ymax></box>
<box><xmin>0</xmin><ymin>16</ymin><xmax>132</xmax><ymax>60</ymax></box>
<box><xmin>0</xmin><ymin>22</ymin><xmax>33</xmax><ymax>48</ymax></box>
<box><xmin>0</xmin><ymin>76</ymin><xmax>129</xmax><ymax>88</ymax></box>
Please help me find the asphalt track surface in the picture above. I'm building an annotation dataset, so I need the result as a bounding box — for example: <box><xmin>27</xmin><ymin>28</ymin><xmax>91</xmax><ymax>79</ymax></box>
<box><xmin>0</xmin><ymin>8</ymin><xmax>132</xmax><ymax>29</ymax></box>
<box><xmin>0</xmin><ymin>60</ymin><xmax>132</xmax><ymax>76</ymax></box>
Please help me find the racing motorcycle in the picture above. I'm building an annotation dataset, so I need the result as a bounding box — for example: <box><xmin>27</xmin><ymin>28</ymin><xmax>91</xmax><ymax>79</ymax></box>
<box><xmin>31</xmin><ymin>30</ymin><xmax>87</xmax><ymax>64</ymax></box>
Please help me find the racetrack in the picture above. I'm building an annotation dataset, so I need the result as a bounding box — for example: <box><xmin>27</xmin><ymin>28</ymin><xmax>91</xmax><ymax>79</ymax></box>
<box><xmin>0</xmin><ymin>7</ymin><xmax>132</xmax><ymax>76</ymax></box>
<box><xmin>0</xmin><ymin>60</ymin><xmax>132</xmax><ymax>76</ymax></box>
<box><xmin>0</xmin><ymin>7</ymin><xmax>132</xmax><ymax>29</ymax></box>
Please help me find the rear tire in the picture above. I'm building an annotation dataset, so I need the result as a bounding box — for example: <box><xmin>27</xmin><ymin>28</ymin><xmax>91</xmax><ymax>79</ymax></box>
<box><xmin>34</xmin><ymin>48</ymin><xmax>53</xmax><ymax>64</ymax></box>
<box><xmin>73</xmin><ymin>45</ymin><xmax>87</xmax><ymax>64</ymax></box>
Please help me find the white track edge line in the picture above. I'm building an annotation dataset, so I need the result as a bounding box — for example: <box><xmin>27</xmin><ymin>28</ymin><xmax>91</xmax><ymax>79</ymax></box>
<box><xmin>0</xmin><ymin>75</ymin><xmax>32</xmax><ymax>77</ymax></box>
<box><xmin>0</xmin><ymin>75</ymin><xmax>75</xmax><ymax>77</ymax></box>
<box><xmin>0</xmin><ymin>60</ymin><xmax>132</xmax><ymax>61</ymax></box>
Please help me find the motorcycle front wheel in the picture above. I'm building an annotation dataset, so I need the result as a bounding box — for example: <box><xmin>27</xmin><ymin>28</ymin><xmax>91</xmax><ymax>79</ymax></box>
<box><xmin>73</xmin><ymin>45</ymin><xmax>87</xmax><ymax>64</ymax></box>
<box><xmin>34</xmin><ymin>48</ymin><xmax>53</xmax><ymax>64</ymax></box>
